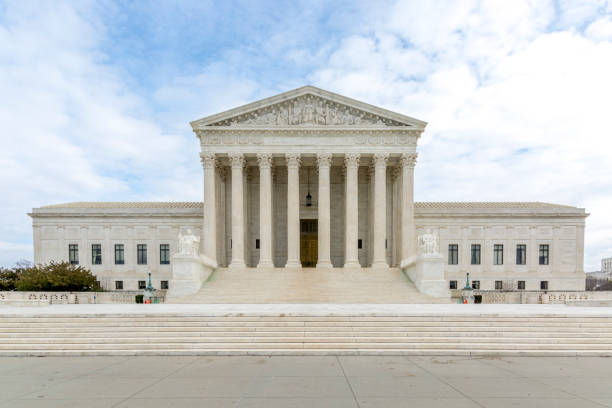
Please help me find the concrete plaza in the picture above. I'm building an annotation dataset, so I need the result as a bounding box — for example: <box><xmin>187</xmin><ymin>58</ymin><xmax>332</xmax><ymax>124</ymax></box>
<box><xmin>1</xmin><ymin>356</ymin><xmax>611</xmax><ymax>407</ymax></box>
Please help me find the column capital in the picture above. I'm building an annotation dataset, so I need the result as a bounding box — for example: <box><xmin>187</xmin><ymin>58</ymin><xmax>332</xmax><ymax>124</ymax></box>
<box><xmin>257</xmin><ymin>153</ymin><xmax>273</xmax><ymax>169</ymax></box>
<box><xmin>344</xmin><ymin>153</ymin><xmax>361</xmax><ymax>169</ymax></box>
<box><xmin>228</xmin><ymin>152</ymin><xmax>245</xmax><ymax>169</ymax></box>
<box><xmin>400</xmin><ymin>153</ymin><xmax>418</xmax><ymax>168</ymax></box>
<box><xmin>285</xmin><ymin>152</ymin><xmax>301</xmax><ymax>168</ymax></box>
<box><xmin>373</xmin><ymin>152</ymin><xmax>389</xmax><ymax>168</ymax></box>
<box><xmin>391</xmin><ymin>166</ymin><xmax>401</xmax><ymax>181</ymax></box>
<box><xmin>316</xmin><ymin>152</ymin><xmax>333</xmax><ymax>168</ymax></box>
<box><xmin>200</xmin><ymin>152</ymin><xmax>216</xmax><ymax>169</ymax></box>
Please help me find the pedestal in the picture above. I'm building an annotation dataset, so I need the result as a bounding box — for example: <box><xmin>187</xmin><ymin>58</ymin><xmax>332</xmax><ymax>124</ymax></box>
<box><xmin>167</xmin><ymin>254</ymin><xmax>216</xmax><ymax>298</ymax></box>
<box><xmin>403</xmin><ymin>254</ymin><xmax>450</xmax><ymax>298</ymax></box>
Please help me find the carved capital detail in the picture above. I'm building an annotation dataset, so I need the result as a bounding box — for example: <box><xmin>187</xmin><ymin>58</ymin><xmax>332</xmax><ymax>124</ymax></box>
<box><xmin>391</xmin><ymin>166</ymin><xmax>401</xmax><ymax>181</ymax></box>
<box><xmin>200</xmin><ymin>152</ymin><xmax>216</xmax><ymax>169</ymax></box>
<box><xmin>344</xmin><ymin>153</ymin><xmax>361</xmax><ymax>169</ymax></box>
<box><xmin>316</xmin><ymin>152</ymin><xmax>333</xmax><ymax>168</ymax></box>
<box><xmin>400</xmin><ymin>153</ymin><xmax>418</xmax><ymax>168</ymax></box>
<box><xmin>228</xmin><ymin>152</ymin><xmax>245</xmax><ymax>169</ymax></box>
<box><xmin>372</xmin><ymin>152</ymin><xmax>389</xmax><ymax>168</ymax></box>
<box><xmin>256</xmin><ymin>153</ymin><xmax>273</xmax><ymax>169</ymax></box>
<box><xmin>285</xmin><ymin>152</ymin><xmax>301</xmax><ymax>169</ymax></box>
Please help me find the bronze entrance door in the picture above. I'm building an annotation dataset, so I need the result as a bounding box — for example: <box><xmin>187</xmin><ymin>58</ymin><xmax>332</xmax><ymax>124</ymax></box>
<box><xmin>300</xmin><ymin>219</ymin><xmax>318</xmax><ymax>267</ymax></box>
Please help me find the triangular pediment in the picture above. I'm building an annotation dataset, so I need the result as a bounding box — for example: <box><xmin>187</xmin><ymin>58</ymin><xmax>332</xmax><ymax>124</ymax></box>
<box><xmin>191</xmin><ymin>86</ymin><xmax>427</xmax><ymax>129</ymax></box>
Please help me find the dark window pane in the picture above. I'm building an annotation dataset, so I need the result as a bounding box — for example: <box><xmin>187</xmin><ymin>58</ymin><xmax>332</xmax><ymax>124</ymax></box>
<box><xmin>518</xmin><ymin>281</ymin><xmax>525</xmax><ymax>290</ymax></box>
<box><xmin>516</xmin><ymin>244</ymin><xmax>526</xmax><ymax>265</ymax></box>
<box><xmin>160</xmin><ymin>244</ymin><xmax>170</xmax><ymax>265</ymax></box>
<box><xmin>472</xmin><ymin>280</ymin><xmax>480</xmax><ymax>290</ymax></box>
<box><xmin>115</xmin><ymin>280</ymin><xmax>123</xmax><ymax>290</ymax></box>
<box><xmin>91</xmin><ymin>244</ymin><xmax>102</xmax><ymax>265</ymax></box>
<box><xmin>138</xmin><ymin>280</ymin><xmax>146</xmax><ymax>290</ymax></box>
<box><xmin>115</xmin><ymin>244</ymin><xmax>124</xmax><ymax>265</ymax></box>
<box><xmin>161</xmin><ymin>280</ymin><xmax>169</xmax><ymax>290</ymax></box>
<box><xmin>448</xmin><ymin>244</ymin><xmax>458</xmax><ymax>265</ymax></box>
<box><xmin>137</xmin><ymin>244</ymin><xmax>147</xmax><ymax>265</ymax></box>
<box><xmin>494</xmin><ymin>244</ymin><xmax>504</xmax><ymax>265</ymax></box>
<box><xmin>471</xmin><ymin>244</ymin><xmax>481</xmax><ymax>265</ymax></box>
<box><xmin>449</xmin><ymin>280</ymin><xmax>457</xmax><ymax>290</ymax></box>
<box><xmin>539</xmin><ymin>244</ymin><xmax>549</xmax><ymax>265</ymax></box>
<box><xmin>68</xmin><ymin>244</ymin><xmax>79</xmax><ymax>265</ymax></box>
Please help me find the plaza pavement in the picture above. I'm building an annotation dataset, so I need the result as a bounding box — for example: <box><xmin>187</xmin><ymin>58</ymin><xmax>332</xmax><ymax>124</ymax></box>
<box><xmin>0</xmin><ymin>355</ymin><xmax>611</xmax><ymax>407</ymax></box>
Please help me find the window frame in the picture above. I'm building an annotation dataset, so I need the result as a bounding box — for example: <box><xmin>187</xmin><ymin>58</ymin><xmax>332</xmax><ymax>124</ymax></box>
<box><xmin>518</xmin><ymin>280</ymin><xmax>526</xmax><ymax>290</ymax></box>
<box><xmin>115</xmin><ymin>280</ymin><xmax>124</xmax><ymax>290</ymax></box>
<box><xmin>68</xmin><ymin>244</ymin><xmax>79</xmax><ymax>265</ymax></box>
<box><xmin>159</xmin><ymin>244</ymin><xmax>170</xmax><ymax>265</ymax></box>
<box><xmin>539</xmin><ymin>244</ymin><xmax>550</xmax><ymax>265</ymax></box>
<box><xmin>448</xmin><ymin>244</ymin><xmax>459</xmax><ymax>265</ymax></box>
<box><xmin>160</xmin><ymin>280</ymin><xmax>169</xmax><ymax>290</ymax></box>
<box><xmin>472</xmin><ymin>280</ymin><xmax>480</xmax><ymax>290</ymax></box>
<box><xmin>114</xmin><ymin>244</ymin><xmax>124</xmax><ymax>265</ymax></box>
<box><xmin>138</xmin><ymin>280</ymin><xmax>146</xmax><ymax>290</ymax></box>
<box><xmin>493</xmin><ymin>244</ymin><xmax>504</xmax><ymax>265</ymax></box>
<box><xmin>91</xmin><ymin>244</ymin><xmax>102</xmax><ymax>265</ymax></box>
<box><xmin>516</xmin><ymin>244</ymin><xmax>526</xmax><ymax>265</ymax></box>
<box><xmin>540</xmin><ymin>280</ymin><xmax>549</xmax><ymax>290</ymax></box>
<box><xmin>137</xmin><ymin>244</ymin><xmax>147</xmax><ymax>265</ymax></box>
<box><xmin>449</xmin><ymin>280</ymin><xmax>457</xmax><ymax>290</ymax></box>
<box><xmin>471</xmin><ymin>244</ymin><xmax>481</xmax><ymax>265</ymax></box>
<box><xmin>495</xmin><ymin>280</ymin><xmax>503</xmax><ymax>290</ymax></box>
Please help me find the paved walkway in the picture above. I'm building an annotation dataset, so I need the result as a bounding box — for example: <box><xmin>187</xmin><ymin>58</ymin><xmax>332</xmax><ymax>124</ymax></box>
<box><xmin>0</xmin><ymin>356</ymin><xmax>611</xmax><ymax>407</ymax></box>
<box><xmin>2</xmin><ymin>303</ymin><xmax>612</xmax><ymax>316</ymax></box>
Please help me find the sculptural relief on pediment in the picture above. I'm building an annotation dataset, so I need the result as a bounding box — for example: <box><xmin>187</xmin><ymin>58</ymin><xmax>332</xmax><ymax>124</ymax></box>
<box><xmin>206</xmin><ymin>95</ymin><xmax>408</xmax><ymax>127</ymax></box>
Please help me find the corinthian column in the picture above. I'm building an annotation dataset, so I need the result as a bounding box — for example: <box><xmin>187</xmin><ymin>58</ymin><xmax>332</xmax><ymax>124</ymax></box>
<box><xmin>201</xmin><ymin>153</ymin><xmax>217</xmax><ymax>266</ymax></box>
<box><xmin>400</xmin><ymin>153</ymin><xmax>417</xmax><ymax>265</ymax></box>
<box><xmin>257</xmin><ymin>153</ymin><xmax>274</xmax><ymax>268</ymax></box>
<box><xmin>229</xmin><ymin>152</ymin><xmax>246</xmax><ymax>268</ymax></box>
<box><xmin>285</xmin><ymin>153</ymin><xmax>301</xmax><ymax>268</ymax></box>
<box><xmin>372</xmin><ymin>152</ymin><xmax>389</xmax><ymax>268</ymax></box>
<box><xmin>316</xmin><ymin>152</ymin><xmax>333</xmax><ymax>268</ymax></box>
<box><xmin>344</xmin><ymin>153</ymin><xmax>361</xmax><ymax>268</ymax></box>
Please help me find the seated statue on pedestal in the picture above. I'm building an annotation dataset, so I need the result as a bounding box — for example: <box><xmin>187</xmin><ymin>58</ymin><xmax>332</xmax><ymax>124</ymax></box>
<box><xmin>418</xmin><ymin>228</ymin><xmax>440</xmax><ymax>256</ymax></box>
<box><xmin>177</xmin><ymin>229</ymin><xmax>200</xmax><ymax>256</ymax></box>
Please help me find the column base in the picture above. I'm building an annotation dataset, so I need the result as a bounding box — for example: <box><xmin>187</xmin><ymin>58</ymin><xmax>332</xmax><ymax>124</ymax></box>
<box><xmin>228</xmin><ymin>261</ymin><xmax>246</xmax><ymax>270</ymax></box>
<box><xmin>284</xmin><ymin>260</ymin><xmax>302</xmax><ymax>268</ymax></box>
<box><xmin>257</xmin><ymin>260</ymin><xmax>275</xmax><ymax>268</ymax></box>
<box><xmin>316</xmin><ymin>260</ymin><xmax>333</xmax><ymax>269</ymax></box>
<box><xmin>371</xmin><ymin>261</ymin><xmax>389</xmax><ymax>269</ymax></box>
<box><xmin>343</xmin><ymin>261</ymin><xmax>361</xmax><ymax>268</ymax></box>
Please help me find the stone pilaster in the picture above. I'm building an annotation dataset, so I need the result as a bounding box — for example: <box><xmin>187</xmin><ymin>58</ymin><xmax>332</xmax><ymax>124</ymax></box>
<box><xmin>285</xmin><ymin>153</ymin><xmax>301</xmax><ymax>268</ymax></box>
<box><xmin>400</xmin><ymin>153</ymin><xmax>417</xmax><ymax>266</ymax></box>
<box><xmin>316</xmin><ymin>152</ymin><xmax>333</xmax><ymax>268</ymax></box>
<box><xmin>229</xmin><ymin>152</ymin><xmax>246</xmax><ymax>268</ymax></box>
<box><xmin>257</xmin><ymin>153</ymin><xmax>274</xmax><ymax>268</ymax></box>
<box><xmin>372</xmin><ymin>152</ymin><xmax>389</xmax><ymax>268</ymax></box>
<box><xmin>201</xmin><ymin>152</ymin><xmax>218</xmax><ymax>266</ymax></box>
<box><xmin>344</xmin><ymin>153</ymin><xmax>361</xmax><ymax>268</ymax></box>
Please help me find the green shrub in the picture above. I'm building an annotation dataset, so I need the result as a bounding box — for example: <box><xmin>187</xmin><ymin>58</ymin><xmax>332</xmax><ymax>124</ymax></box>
<box><xmin>15</xmin><ymin>261</ymin><xmax>102</xmax><ymax>292</ymax></box>
<box><xmin>135</xmin><ymin>294</ymin><xmax>144</xmax><ymax>303</ymax></box>
<box><xmin>0</xmin><ymin>267</ymin><xmax>21</xmax><ymax>291</ymax></box>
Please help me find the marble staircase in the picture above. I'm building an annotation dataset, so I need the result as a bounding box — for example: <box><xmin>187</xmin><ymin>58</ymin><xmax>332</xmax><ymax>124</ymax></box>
<box><xmin>170</xmin><ymin>267</ymin><xmax>449</xmax><ymax>304</ymax></box>
<box><xmin>1</xmin><ymin>312</ymin><xmax>612</xmax><ymax>356</ymax></box>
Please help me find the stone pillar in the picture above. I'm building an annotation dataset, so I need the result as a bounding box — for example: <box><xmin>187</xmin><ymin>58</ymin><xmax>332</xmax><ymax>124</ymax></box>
<box><xmin>285</xmin><ymin>153</ymin><xmax>301</xmax><ymax>268</ymax></box>
<box><xmin>344</xmin><ymin>153</ymin><xmax>361</xmax><ymax>268</ymax></box>
<box><xmin>316</xmin><ymin>152</ymin><xmax>333</xmax><ymax>268</ymax></box>
<box><xmin>257</xmin><ymin>153</ymin><xmax>274</xmax><ymax>268</ymax></box>
<box><xmin>229</xmin><ymin>152</ymin><xmax>246</xmax><ymax>268</ymax></box>
<box><xmin>372</xmin><ymin>153</ymin><xmax>389</xmax><ymax>268</ymax></box>
<box><xmin>201</xmin><ymin>153</ymin><xmax>217</xmax><ymax>266</ymax></box>
<box><xmin>400</xmin><ymin>153</ymin><xmax>417</xmax><ymax>265</ymax></box>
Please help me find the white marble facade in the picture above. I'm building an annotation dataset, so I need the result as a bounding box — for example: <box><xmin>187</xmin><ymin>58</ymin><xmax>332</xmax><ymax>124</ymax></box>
<box><xmin>29</xmin><ymin>86</ymin><xmax>589</xmax><ymax>293</ymax></box>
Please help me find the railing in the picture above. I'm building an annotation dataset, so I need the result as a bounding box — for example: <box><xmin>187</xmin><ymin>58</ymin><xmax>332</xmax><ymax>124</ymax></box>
<box><xmin>0</xmin><ymin>290</ymin><xmax>167</xmax><ymax>305</ymax></box>
<box><xmin>451</xmin><ymin>289</ymin><xmax>612</xmax><ymax>304</ymax></box>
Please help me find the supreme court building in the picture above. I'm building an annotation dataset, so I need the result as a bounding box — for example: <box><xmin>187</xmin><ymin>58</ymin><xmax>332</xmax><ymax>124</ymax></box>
<box><xmin>29</xmin><ymin>86</ymin><xmax>588</xmax><ymax>299</ymax></box>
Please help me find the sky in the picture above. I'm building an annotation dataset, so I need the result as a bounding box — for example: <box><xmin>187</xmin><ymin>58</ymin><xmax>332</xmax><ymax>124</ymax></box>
<box><xmin>0</xmin><ymin>0</ymin><xmax>611</xmax><ymax>271</ymax></box>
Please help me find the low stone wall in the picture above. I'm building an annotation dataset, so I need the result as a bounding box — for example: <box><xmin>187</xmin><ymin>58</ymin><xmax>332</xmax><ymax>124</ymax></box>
<box><xmin>451</xmin><ymin>289</ymin><xmax>612</xmax><ymax>304</ymax></box>
<box><xmin>0</xmin><ymin>290</ymin><xmax>167</xmax><ymax>305</ymax></box>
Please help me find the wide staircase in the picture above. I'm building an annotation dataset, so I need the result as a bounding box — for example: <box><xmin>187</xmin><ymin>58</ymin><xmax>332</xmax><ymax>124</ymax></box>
<box><xmin>1</xmin><ymin>312</ymin><xmax>611</xmax><ymax>356</ymax></box>
<box><xmin>172</xmin><ymin>267</ymin><xmax>448</xmax><ymax>304</ymax></box>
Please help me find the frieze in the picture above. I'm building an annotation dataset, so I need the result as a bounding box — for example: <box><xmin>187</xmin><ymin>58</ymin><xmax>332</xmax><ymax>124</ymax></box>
<box><xmin>203</xmin><ymin>95</ymin><xmax>409</xmax><ymax>127</ymax></box>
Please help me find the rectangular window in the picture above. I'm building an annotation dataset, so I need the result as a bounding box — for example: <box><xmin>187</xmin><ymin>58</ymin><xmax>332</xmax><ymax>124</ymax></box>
<box><xmin>518</xmin><ymin>280</ymin><xmax>526</xmax><ymax>290</ymax></box>
<box><xmin>495</xmin><ymin>280</ymin><xmax>503</xmax><ymax>290</ymax></box>
<box><xmin>138</xmin><ymin>280</ymin><xmax>146</xmax><ymax>290</ymax></box>
<box><xmin>494</xmin><ymin>244</ymin><xmax>504</xmax><ymax>265</ymax></box>
<box><xmin>161</xmin><ymin>280</ymin><xmax>169</xmax><ymax>290</ymax></box>
<box><xmin>540</xmin><ymin>280</ymin><xmax>549</xmax><ymax>290</ymax></box>
<box><xmin>114</xmin><ymin>244</ymin><xmax>124</xmax><ymax>265</ymax></box>
<box><xmin>539</xmin><ymin>244</ymin><xmax>549</xmax><ymax>265</ymax></box>
<box><xmin>160</xmin><ymin>244</ymin><xmax>170</xmax><ymax>265</ymax></box>
<box><xmin>449</xmin><ymin>280</ymin><xmax>457</xmax><ymax>290</ymax></box>
<box><xmin>448</xmin><ymin>244</ymin><xmax>458</xmax><ymax>265</ymax></box>
<box><xmin>91</xmin><ymin>244</ymin><xmax>102</xmax><ymax>265</ymax></box>
<box><xmin>137</xmin><ymin>244</ymin><xmax>147</xmax><ymax>265</ymax></box>
<box><xmin>472</xmin><ymin>280</ymin><xmax>480</xmax><ymax>290</ymax></box>
<box><xmin>115</xmin><ymin>280</ymin><xmax>123</xmax><ymax>290</ymax></box>
<box><xmin>68</xmin><ymin>244</ymin><xmax>79</xmax><ymax>265</ymax></box>
<box><xmin>471</xmin><ymin>244</ymin><xmax>481</xmax><ymax>265</ymax></box>
<box><xmin>358</xmin><ymin>239</ymin><xmax>363</xmax><ymax>249</ymax></box>
<box><xmin>516</xmin><ymin>244</ymin><xmax>526</xmax><ymax>265</ymax></box>
<box><xmin>255</xmin><ymin>239</ymin><xmax>260</xmax><ymax>249</ymax></box>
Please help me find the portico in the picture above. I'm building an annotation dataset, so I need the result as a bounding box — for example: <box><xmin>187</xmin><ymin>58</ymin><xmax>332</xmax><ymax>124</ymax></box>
<box><xmin>192</xmin><ymin>86</ymin><xmax>424</xmax><ymax>270</ymax></box>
